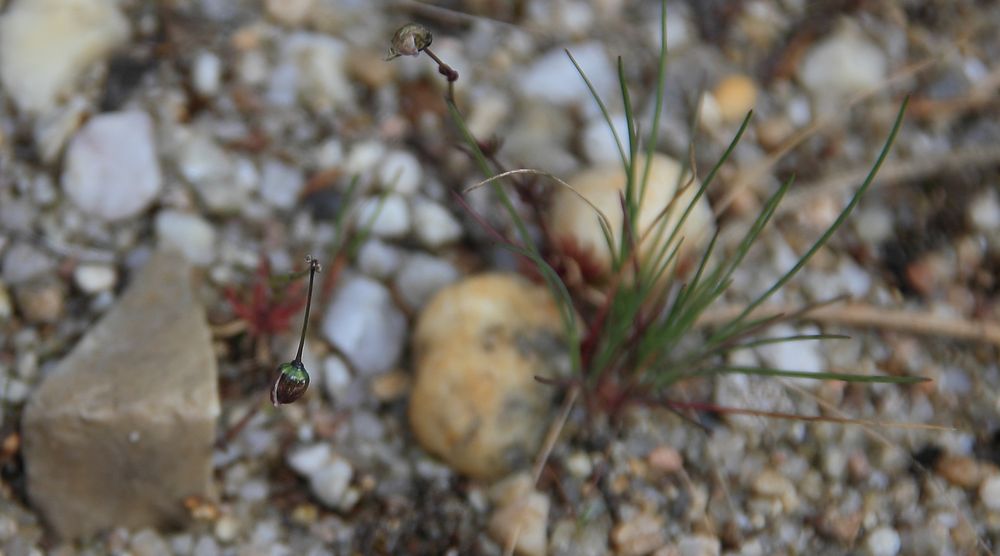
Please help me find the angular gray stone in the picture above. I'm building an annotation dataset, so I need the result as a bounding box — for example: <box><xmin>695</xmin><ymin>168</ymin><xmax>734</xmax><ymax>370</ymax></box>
<box><xmin>321</xmin><ymin>274</ymin><xmax>406</xmax><ymax>375</ymax></box>
<box><xmin>22</xmin><ymin>250</ymin><xmax>219</xmax><ymax>539</ymax></box>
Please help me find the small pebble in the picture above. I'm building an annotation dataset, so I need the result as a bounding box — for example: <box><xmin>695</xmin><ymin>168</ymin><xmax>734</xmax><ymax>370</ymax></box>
<box><xmin>15</xmin><ymin>280</ymin><xmax>65</xmax><ymax>323</ymax></box>
<box><xmin>712</xmin><ymin>74</ymin><xmax>757</xmax><ymax>124</ymax></box>
<box><xmin>259</xmin><ymin>159</ymin><xmax>305</xmax><ymax>209</ymax></box>
<box><xmin>322</xmin><ymin>355</ymin><xmax>352</xmax><ymax>403</ymax></box>
<box><xmin>979</xmin><ymin>474</ymin><xmax>1000</xmax><ymax>511</ymax></box>
<box><xmin>393</xmin><ymin>253</ymin><xmax>460</xmax><ymax>310</ymax></box>
<box><xmin>265</xmin><ymin>0</ymin><xmax>314</xmax><ymax>26</ymax></box>
<box><xmin>346</xmin><ymin>48</ymin><xmax>396</xmax><ymax>89</ymax></box>
<box><xmin>282</xmin><ymin>33</ymin><xmax>353</xmax><ymax>113</ymax></box>
<box><xmin>582</xmin><ymin>114</ymin><xmax>629</xmax><ymax>164</ymax></box>
<box><xmin>192</xmin><ymin>536</ymin><xmax>220</xmax><ymax>556</ymax></box>
<box><xmin>287</xmin><ymin>443</ymin><xmax>332</xmax><ymax>477</ymax></box>
<box><xmin>936</xmin><ymin>454</ymin><xmax>986</xmax><ymax>489</ymax></box>
<box><xmin>2</xmin><ymin>242</ymin><xmax>56</xmax><ymax>285</ymax></box>
<box><xmin>176</xmin><ymin>130</ymin><xmax>251</xmax><ymax>213</ymax></box>
<box><xmin>752</xmin><ymin>469</ymin><xmax>799</xmax><ymax>511</ymax></box>
<box><xmin>0</xmin><ymin>0</ymin><xmax>129</xmax><ymax>113</ymax></box>
<box><xmin>487</xmin><ymin>473</ymin><xmax>550</xmax><ymax>556</ymax></box>
<box><xmin>356</xmin><ymin>239</ymin><xmax>404</xmax><ymax>279</ymax></box>
<box><xmin>73</xmin><ymin>264</ymin><xmax>117</xmax><ymax>294</ymax></box>
<box><xmin>676</xmin><ymin>534</ymin><xmax>721</xmax><ymax>556</ymax></box>
<box><xmin>969</xmin><ymin>189</ymin><xmax>1000</xmax><ymax>232</ymax></box>
<box><xmin>214</xmin><ymin>515</ymin><xmax>240</xmax><ymax>543</ymax></box>
<box><xmin>411</xmin><ymin>198</ymin><xmax>463</xmax><ymax>249</ymax></box>
<box><xmin>864</xmin><ymin>526</ymin><xmax>901</xmax><ymax>556</ymax></box>
<box><xmin>192</xmin><ymin>51</ymin><xmax>222</xmax><ymax>96</ymax></box>
<box><xmin>798</xmin><ymin>23</ymin><xmax>886</xmax><ymax>110</ymax></box>
<box><xmin>377</xmin><ymin>150</ymin><xmax>422</xmax><ymax>195</ymax></box>
<box><xmin>755</xmin><ymin>323</ymin><xmax>823</xmax><ymax>381</ymax></box>
<box><xmin>356</xmin><ymin>194</ymin><xmax>411</xmax><ymax>239</ymax></box>
<box><xmin>155</xmin><ymin>210</ymin><xmax>217</xmax><ymax>266</ymax></box>
<box><xmin>370</xmin><ymin>370</ymin><xmax>410</xmax><ymax>402</ymax></box>
<box><xmin>565</xmin><ymin>451</ymin><xmax>593</xmax><ymax>479</ymax></box>
<box><xmin>34</xmin><ymin>96</ymin><xmax>89</xmax><ymax>163</ymax></box>
<box><xmin>309</xmin><ymin>456</ymin><xmax>355</xmax><ymax>511</ymax></box>
<box><xmin>611</xmin><ymin>513</ymin><xmax>666</xmax><ymax>556</ymax></box>
<box><xmin>129</xmin><ymin>528</ymin><xmax>171</xmax><ymax>556</ymax></box>
<box><xmin>648</xmin><ymin>446</ymin><xmax>683</xmax><ymax>474</ymax></box>
<box><xmin>321</xmin><ymin>274</ymin><xmax>407</xmax><ymax>375</ymax></box>
<box><xmin>62</xmin><ymin>111</ymin><xmax>162</xmax><ymax>221</ymax></box>
<box><xmin>519</xmin><ymin>42</ymin><xmax>616</xmax><ymax>109</ymax></box>
<box><xmin>345</xmin><ymin>140</ymin><xmax>386</xmax><ymax>177</ymax></box>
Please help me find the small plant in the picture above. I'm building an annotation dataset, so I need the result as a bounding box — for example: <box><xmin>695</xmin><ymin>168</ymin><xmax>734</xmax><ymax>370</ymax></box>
<box><xmin>223</xmin><ymin>255</ymin><xmax>311</xmax><ymax>363</ymax></box>
<box><xmin>387</xmin><ymin>2</ymin><xmax>926</xmax><ymax>427</ymax></box>
<box><xmin>270</xmin><ymin>255</ymin><xmax>321</xmax><ymax>406</ymax></box>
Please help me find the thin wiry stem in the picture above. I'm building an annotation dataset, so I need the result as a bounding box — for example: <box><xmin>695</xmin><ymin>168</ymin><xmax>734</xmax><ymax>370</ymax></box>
<box><xmin>294</xmin><ymin>257</ymin><xmax>321</xmax><ymax>364</ymax></box>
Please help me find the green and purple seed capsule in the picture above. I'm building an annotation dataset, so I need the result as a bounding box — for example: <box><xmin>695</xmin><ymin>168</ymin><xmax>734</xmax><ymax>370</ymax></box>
<box><xmin>271</xmin><ymin>360</ymin><xmax>310</xmax><ymax>405</ymax></box>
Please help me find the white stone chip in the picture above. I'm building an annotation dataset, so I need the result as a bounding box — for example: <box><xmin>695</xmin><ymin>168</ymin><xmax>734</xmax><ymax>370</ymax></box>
<box><xmin>62</xmin><ymin>111</ymin><xmax>162</xmax><ymax>221</ymax></box>
<box><xmin>411</xmin><ymin>198</ymin><xmax>463</xmax><ymax>249</ymax></box>
<box><xmin>155</xmin><ymin>210</ymin><xmax>217</xmax><ymax>266</ymax></box>
<box><xmin>0</xmin><ymin>0</ymin><xmax>129</xmax><ymax>114</ymax></box>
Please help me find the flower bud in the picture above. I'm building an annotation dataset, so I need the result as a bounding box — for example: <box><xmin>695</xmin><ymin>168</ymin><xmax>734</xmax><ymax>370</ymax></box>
<box><xmin>271</xmin><ymin>360</ymin><xmax>310</xmax><ymax>406</ymax></box>
<box><xmin>386</xmin><ymin>23</ymin><xmax>433</xmax><ymax>60</ymax></box>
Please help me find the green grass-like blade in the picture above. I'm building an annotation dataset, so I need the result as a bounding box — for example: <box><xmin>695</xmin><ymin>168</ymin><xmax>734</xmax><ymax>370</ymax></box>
<box><xmin>640</xmin><ymin>0</ymin><xmax>670</xmax><ymax>207</ymax></box>
<box><xmin>730</xmin><ymin>97</ymin><xmax>910</xmax><ymax>326</ymax></box>
<box><xmin>565</xmin><ymin>49</ymin><xmax>628</xmax><ymax>170</ymax></box>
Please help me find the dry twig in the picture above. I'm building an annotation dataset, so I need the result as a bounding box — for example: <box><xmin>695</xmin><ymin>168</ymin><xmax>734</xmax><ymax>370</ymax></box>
<box><xmin>698</xmin><ymin>302</ymin><xmax>1000</xmax><ymax>347</ymax></box>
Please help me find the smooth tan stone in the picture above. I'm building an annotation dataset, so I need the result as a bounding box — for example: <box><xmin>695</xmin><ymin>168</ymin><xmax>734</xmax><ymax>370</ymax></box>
<box><xmin>23</xmin><ymin>250</ymin><xmax>219</xmax><ymax>539</ymax></box>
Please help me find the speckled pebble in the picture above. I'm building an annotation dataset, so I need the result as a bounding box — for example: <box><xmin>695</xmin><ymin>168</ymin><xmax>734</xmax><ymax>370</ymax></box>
<box><xmin>14</xmin><ymin>280</ymin><xmax>65</xmax><ymax>323</ymax></box>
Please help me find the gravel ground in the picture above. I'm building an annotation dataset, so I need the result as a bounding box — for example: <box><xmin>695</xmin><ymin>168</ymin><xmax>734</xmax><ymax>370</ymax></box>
<box><xmin>1</xmin><ymin>1</ymin><xmax>999</xmax><ymax>555</ymax></box>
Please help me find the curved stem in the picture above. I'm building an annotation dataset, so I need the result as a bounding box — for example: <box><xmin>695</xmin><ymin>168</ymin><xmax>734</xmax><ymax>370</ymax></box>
<box><xmin>294</xmin><ymin>257</ymin><xmax>320</xmax><ymax>364</ymax></box>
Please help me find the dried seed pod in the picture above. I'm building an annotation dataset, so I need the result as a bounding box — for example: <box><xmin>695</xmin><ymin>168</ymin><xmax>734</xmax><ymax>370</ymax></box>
<box><xmin>386</xmin><ymin>23</ymin><xmax>433</xmax><ymax>60</ymax></box>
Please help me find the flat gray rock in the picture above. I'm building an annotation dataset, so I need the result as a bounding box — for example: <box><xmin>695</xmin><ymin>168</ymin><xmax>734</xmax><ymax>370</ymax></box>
<box><xmin>22</xmin><ymin>250</ymin><xmax>219</xmax><ymax>539</ymax></box>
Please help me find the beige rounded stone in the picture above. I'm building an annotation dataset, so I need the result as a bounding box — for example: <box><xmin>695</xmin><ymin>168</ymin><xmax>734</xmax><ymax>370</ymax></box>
<box><xmin>409</xmin><ymin>273</ymin><xmax>568</xmax><ymax>479</ymax></box>
<box><xmin>547</xmin><ymin>153</ymin><xmax>715</xmax><ymax>281</ymax></box>
<box><xmin>713</xmin><ymin>74</ymin><xmax>758</xmax><ymax>124</ymax></box>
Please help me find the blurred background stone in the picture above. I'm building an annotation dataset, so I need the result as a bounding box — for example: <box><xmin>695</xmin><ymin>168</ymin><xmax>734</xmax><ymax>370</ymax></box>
<box><xmin>22</xmin><ymin>250</ymin><xmax>219</xmax><ymax>539</ymax></box>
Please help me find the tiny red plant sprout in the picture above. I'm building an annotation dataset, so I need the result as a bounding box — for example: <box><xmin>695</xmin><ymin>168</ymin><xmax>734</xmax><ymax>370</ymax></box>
<box><xmin>223</xmin><ymin>256</ymin><xmax>308</xmax><ymax>341</ymax></box>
